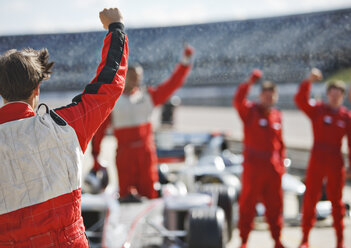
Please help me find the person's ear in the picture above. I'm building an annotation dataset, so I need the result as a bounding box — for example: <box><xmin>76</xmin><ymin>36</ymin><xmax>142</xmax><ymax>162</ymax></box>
<box><xmin>33</xmin><ymin>82</ymin><xmax>41</xmax><ymax>96</ymax></box>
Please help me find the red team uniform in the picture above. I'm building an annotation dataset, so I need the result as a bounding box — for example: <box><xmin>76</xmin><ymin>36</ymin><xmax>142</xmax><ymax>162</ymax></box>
<box><xmin>295</xmin><ymin>79</ymin><xmax>351</xmax><ymax>248</ymax></box>
<box><xmin>234</xmin><ymin>79</ymin><xmax>286</xmax><ymax>248</ymax></box>
<box><xmin>92</xmin><ymin>63</ymin><xmax>191</xmax><ymax>199</ymax></box>
<box><xmin>0</xmin><ymin>22</ymin><xmax>128</xmax><ymax>247</ymax></box>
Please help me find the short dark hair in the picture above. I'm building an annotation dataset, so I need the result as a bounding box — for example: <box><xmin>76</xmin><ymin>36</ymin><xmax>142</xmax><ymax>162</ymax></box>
<box><xmin>0</xmin><ymin>48</ymin><xmax>54</xmax><ymax>101</ymax></box>
<box><xmin>260</xmin><ymin>80</ymin><xmax>277</xmax><ymax>92</ymax></box>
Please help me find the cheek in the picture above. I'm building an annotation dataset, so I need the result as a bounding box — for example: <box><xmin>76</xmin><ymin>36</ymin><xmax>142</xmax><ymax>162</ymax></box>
<box><xmin>268</xmin><ymin>93</ymin><xmax>276</xmax><ymax>102</ymax></box>
<box><xmin>332</xmin><ymin>93</ymin><xmax>343</xmax><ymax>101</ymax></box>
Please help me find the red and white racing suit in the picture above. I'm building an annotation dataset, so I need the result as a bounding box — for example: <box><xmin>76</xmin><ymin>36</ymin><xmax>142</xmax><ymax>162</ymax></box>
<box><xmin>0</xmin><ymin>23</ymin><xmax>128</xmax><ymax>247</ymax></box>
<box><xmin>92</xmin><ymin>64</ymin><xmax>191</xmax><ymax>199</ymax></box>
<box><xmin>295</xmin><ymin>80</ymin><xmax>351</xmax><ymax>246</ymax></box>
<box><xmin>234</xmin><ymin>81</ymin><xmax>286</xmax><ymax>245</ymax></box>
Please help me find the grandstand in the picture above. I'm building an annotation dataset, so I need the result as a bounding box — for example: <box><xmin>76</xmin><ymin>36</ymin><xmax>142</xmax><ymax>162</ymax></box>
<box><xmin>1</xmin><ymin>8</ymin><xmax>351</xmax><ymax>107</ymax></box>
<box><xmin>127</xmin><ymin>8</ymin><xmax>351</xmax><ymax>87</ymax></box>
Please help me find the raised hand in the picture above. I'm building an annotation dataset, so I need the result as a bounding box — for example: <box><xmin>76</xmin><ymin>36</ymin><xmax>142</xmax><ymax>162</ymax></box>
<box><xmin>308</xmin><ymin>68</ymin><xmax>323</xmax><ymax>82</ymax></box>
<box><xmin>99</xmin><ymin>8</ymin><xmax>124</xmax><ymax>30</ymax></box>
<box><xmin>249</xmin><ymin>69</ymin><xmax>263</xmax><ymax>84</ymax></box>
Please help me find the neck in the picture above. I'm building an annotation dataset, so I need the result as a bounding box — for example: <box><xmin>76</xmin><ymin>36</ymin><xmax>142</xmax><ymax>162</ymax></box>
<box><xmin>259</xmin><ymin>103</ymin><xmax>272</xmax><ymax>114</ymax></box>
<box><xmin>328</xmin><ymin>103</ymin><xmax>341</xmax><ymax>111</ymax></box>
<box><xmin>26</xmin><ymin>98</ymin><xmax>36</xmax><ymax>109</ymax></box>
<box><xmin>124</xmin><ymin>87</ymin><xmax>138</xmax><ymax>95</ymax></box>
<box><xmin>3</xmin><ymin>98</ymin><xmax>36</xmax><ymax>109</ymax></box>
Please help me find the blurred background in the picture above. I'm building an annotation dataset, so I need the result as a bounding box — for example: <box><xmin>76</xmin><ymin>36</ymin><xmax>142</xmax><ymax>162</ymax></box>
<box><xmin>1</xmin><ymin>0</ymin><xmax>351</xmax><ymax>109</ymax></box>
<box><xmin>1</xmin><ymin>1</ymin><xmax>351</xmax><ymax>247</ymax></box>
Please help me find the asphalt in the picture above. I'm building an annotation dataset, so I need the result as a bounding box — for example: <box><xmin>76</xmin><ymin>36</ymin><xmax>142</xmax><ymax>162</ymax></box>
<box><xmin>81</xmin><ymin>106</ymin><xmax>351</xmax><ymax>248</ymax></box>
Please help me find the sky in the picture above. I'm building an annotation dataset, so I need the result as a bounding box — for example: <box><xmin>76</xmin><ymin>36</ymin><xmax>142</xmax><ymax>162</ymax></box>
<box><xmin>1</xmin><ymin>0</ymin><xmax>351</xmax><ymax>35</ymax></box>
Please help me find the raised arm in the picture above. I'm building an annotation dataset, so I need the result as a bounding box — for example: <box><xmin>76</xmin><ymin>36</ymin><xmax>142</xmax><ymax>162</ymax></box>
<box><xmin>346</xmin><ymin>112</ymin><xmax>351</xmax><ymax>180</ymax></box>
<box><xmin>148</xmin><ymin>45</ymin><xmax>194</xmax><ymax>106</ymax></box>
<box><xmin>53</xmin><ymin>8</ymin><xmax>128</xmax><ymax>153</ymax></box>
<box><xmin>233</xmin><ymin>69</ymin><xmax>262</xmax><ymax>121</ymax></box>
<box><xmin>278</xmin><ymin>113</ymin><xmax>287</xmax><ymax>168</ymax></box>
<box><xmin>294</xmin><ymin>68</ymin><xmax>322</xmax><ymax>119</ymax></box>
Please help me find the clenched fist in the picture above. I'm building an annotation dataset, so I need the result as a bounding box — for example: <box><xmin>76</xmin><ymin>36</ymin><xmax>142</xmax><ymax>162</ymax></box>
<box><xmin>183</xmin><ymin>44</ymin><xmax>195</xmax><ymax>58</ymax></box>
<box><xmin>99</xmin><ymin>8</ymin><xmax>124</xmax><ymax>30</ymax></box>
<box><xmin>308</xmin><ymin>68</ymin><xmax>323</xmax><ymax>83</ymax></box>
<box><xmin>249</xmin><ymin>69</ymin><xmax>262</xmax><ymax>84</ymax></box>
<box><xmin>180</xmin><ymin>44</ymin><xmax>195</xmax><ymax>65</ymax></box>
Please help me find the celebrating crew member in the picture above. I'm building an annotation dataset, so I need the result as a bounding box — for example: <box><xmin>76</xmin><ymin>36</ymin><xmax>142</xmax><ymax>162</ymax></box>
<box><xmin>0</xmin><ymin>8</ymin><xmax>128</xmax><ymax>247</ymax></box>
<box><xmin>295</xmin><ymin>68</ymin><xmax>351</xmax><ymax>248</ymax></box>
<box><xmin>234</xmin><ymin>69</ymin><xmax>286</xmax><ymax>248</ymax></box>
<box><xmin>90</xmin><ymin>45</ymin><xmax>194</xmax><ymax>200</ymax></box>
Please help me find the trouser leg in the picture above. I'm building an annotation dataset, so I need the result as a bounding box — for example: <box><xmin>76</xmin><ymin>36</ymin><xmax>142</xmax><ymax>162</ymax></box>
<box><xmin>135</xmin><ymin>145</ymin><xmax>159</xmax><ymax>199</ymax></box>
<box><xmin>116</xmin><ymin>146</ymin><xmax>137</xmax><ymax>198</ymax></box>
<box><xmin>326</xmin><ymin>161</ymin><xmax>346</xmax><ymax>247</ymax></box>
<box><xmin>262</xmin><ymin>171</ymin><xmax>284</xmax><ymax>245</ymax></box>
<box><xmin>238</xmin><ymin>166</ymin><xmax>262</xmax><ymax>244</ymax></box>
<box><xmin>301</xmin><ymin>160</ymin><xmax>324</xmax><ymax>243</ymax></box>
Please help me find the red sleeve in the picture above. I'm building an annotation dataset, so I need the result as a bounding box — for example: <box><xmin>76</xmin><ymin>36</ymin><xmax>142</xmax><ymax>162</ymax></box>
<box><xmin>280</xmin><ymin>139</ymin><xmax>286</xmax><ymax>161</ymax></box>
<box><xmin>347</xmin><ymin>112</ymin><xmax>351</xmax><ymax>167</ymax></box>
<box><xmin>279</xmin><ymin>112</ymin><xmax>286</xmax><ymax>162</ymax></box>
<box><xmin>233</xmin><ymin>81</ymin><xmax>253</xmax><ymax>121</ymax></box>
<box><xmin>148</xmin><ymin>64</ymin><xmax>191</xmax><ymax>106</ymax></box>
<box><xmin>294</xmin><ymin>80</ymin><xmax>317</xmax><ymax>119</ymax></box>
<box><xmin>53</xmin><ymin>23</ymin><xmax>128</xmax><ymax>153</ymax></box>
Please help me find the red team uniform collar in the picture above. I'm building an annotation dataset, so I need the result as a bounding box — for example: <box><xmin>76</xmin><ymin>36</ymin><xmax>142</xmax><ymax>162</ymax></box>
<box><xmin>0</xmin><ymin>102</ymin><xmax>35</xmax><ymax>124</ymax></box>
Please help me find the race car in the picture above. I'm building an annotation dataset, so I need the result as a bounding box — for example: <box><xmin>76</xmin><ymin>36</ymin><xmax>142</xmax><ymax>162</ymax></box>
<box><xmin>155</xmin><ymin>131</ymin><xmax>350</xmax><ymax>223</ymax></box>
<box><xmin>81</xmin><ymin>184</ymin><xmax>233</xmax><ymax>248</ymax></box>
<box><xmin>82</xmin><ymin>149</ymin><xmax>236</xmax><ymax>248</ymax></box>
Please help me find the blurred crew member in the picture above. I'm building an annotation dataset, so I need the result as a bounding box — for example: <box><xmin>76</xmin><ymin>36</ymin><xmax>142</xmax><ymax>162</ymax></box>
<box><xmin>234</xmin><ymin>69</ymin><xmax>286</xmax><ymax>248</ymax></box>
<box><xmin>91</xmin><ymin>46</ymin><xmax>194</xmax><ymax>200</ymax></box>
<box><xmin>0</xmin><ymin>8</ymin><xmax>128</xmax><ymax>247</ymax></box>
<box><xmin>295</xmin><ymin>68</ymin><xmax>351</xmax><ymax>248</ymax></box>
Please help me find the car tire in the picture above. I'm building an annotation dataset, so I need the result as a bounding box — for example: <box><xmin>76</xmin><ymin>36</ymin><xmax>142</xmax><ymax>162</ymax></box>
<box><xmin>197</xmin><ymin>183</ymin><xmax>236</xmax><ymax>241</ymax></box>
<box><xmin>186</xmin><ymin>207</ymin><xmax>227</xmax><ymax>248</ymax></box>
